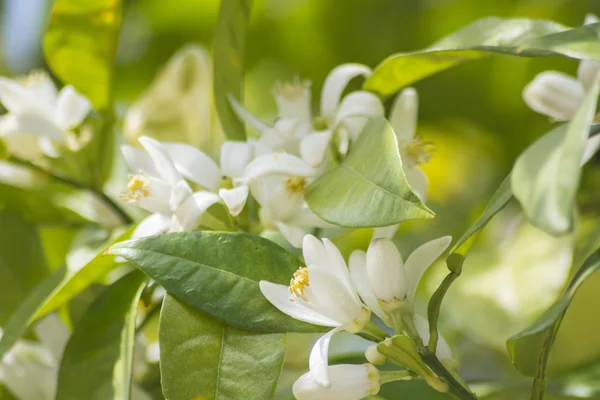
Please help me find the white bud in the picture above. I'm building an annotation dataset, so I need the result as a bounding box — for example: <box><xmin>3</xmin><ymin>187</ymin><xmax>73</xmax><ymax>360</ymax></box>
<box><xmin>365</xmin><ymin>344</ymin><xmax>387</xmax><ymax>365</ymax></box>
<box><xmin>523</xmin><ymin>71</ymin><xmax>584</xmax><ymax>121</ymax></box>
<box><xmin>366</xmin><ymin>238</ymin><xmax>406</xmax><ymax>304</ymax></box>
<box><xmin>293</xmin><ymin>364</ymin><xmax>380</xmax><ymax>400</ymax></box>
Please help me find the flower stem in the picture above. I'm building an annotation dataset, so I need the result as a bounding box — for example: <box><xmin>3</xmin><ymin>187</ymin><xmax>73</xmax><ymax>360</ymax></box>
<box><xmin>379</xmin><ymin>370</ymin><xmax>411</xmax><ymax>385</ymax></box>
<box><xmin>361</xmin><ymin>321</ymin><xmax>388</xmax><ymax>342</ymax></box>
<box><xmin>421</xmin><ymin>351</ymin><xmax>478</xmax><ymax>400</ymax></box>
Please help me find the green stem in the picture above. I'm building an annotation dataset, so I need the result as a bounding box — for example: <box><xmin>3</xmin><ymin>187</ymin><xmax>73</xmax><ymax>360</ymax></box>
<box><xmin>361</xmin><ymin>321</ymin><xmax>388</xmax><ymax>342</ymax></box>
<box><xmin>427</xmin><ymin>270</ymin><xmax>460</xmax><ymax>352</ymax></box>
<box><xmin>421</xmin><ymin>351</ymin><xmax>477</xmax><ymax>400</ymax></box>
<box><xmin>379</xmin><ymin>370</ymin><xmax>411</xmax><ymax>385</ymax></box>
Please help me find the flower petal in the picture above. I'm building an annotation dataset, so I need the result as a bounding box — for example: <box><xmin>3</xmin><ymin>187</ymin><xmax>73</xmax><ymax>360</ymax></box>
<box><xmin>372</xmin><ymin>224</ymin><xmax>399</xmax><ymax>240</ymax></box>
<box><xmin>121</xmin><ymin>145</ymin><xmax>160</xmax><ymax>177</ymax></box>
<box><xmin>54</xmin><ymin>85</ymin><xmax>92</xmax><ymax>130</ymax></box>
<box><xmin>349</xmin><ymin>250</ymin><xmax>388</xmax><ymax>324</ymax></box>
<box><xmin>300</xmin><ymin>130</ymin><xmax>332</xmax><ymax>169</ymax></box>
<box><xmin>221</xmin><ymin>141</ymin><xmax>253</xmax><ymax>178</ymax></box>
<box><xmin>131</xmin><ymin>213</ymin><xmax>171</xmax><ymax>239</ymax></box>
<box><xmin>242</xmin><ymin>153</ymin><xmax>316</xmax><ymax>182</ymax></box>
<box><xmin>161</xmin><ymin>142</ymin><xmax>221</xmax><ymax>191</ymax></box>
<box><xmin>219</xmin><ymin>185</ymin><xmax>249</xmax><ymax>216</ymax></box>
<box><xmin>523</xmin><ymin>71</ymin><xmax>584</xmax><ymax>120</ymax></box>
<box><xmin>308</xmin><ymin>267</ymin><xmax>363</xmax><ymax>324</ymax></box>
<box><xmin>333</xmin><ymin>91</ymin><xmax>384</xmax><ymax>129</ymax></box>
<box><xmin>577</xmin><ymin>59</ymin><xmax>600</xmax><ymax>93</ymax></box>
<box><xmin>320</xmin><ymin>64</ymin><xmax>372</xmax><ymax>120</ymax></box>
<box><xmin>293</xmin><ymin>364</ymin><xmax>378</xmax><ymax>400</ymax></box>
<box><xmin>138</xmin><ymin>136</ymin><xmax>183</xmax><ymax>185</ymax></box>
<box><xmin>404</xmin><ymin>236</ymin><xmax>452</xmax><ymax>302</ymax></box>
<box><xmin>405</xmin><ymin>167</ymin><xmax>428</xmax><ymax>202</ymax></box>
<box><xmin>0</xmin><ymin>112</ymin><xmax>65</xmax><ymax>143</ymax></box>
<box><xmin>389</xmin><ymin>88</ymin><xmax>418</xmax><ymax>143</ymax></box>
<box><xmin>366</xmin><ymin>238</ymin><xmax>406</xmax><ymax>302</ymax></box>
<box><xmin>287</xmin><ymin>205</ymin><xmax>333</xmax><ymax>228</ymax></box>
<box><xmin>259</xmin><ymin>280</ymin><xmax>341</xmax><ymax>326</ymax></box>
<box><xmin>274</xmin><ymin>80</ymin><xmax>312</xmax><ymax>124</ymax></box>
<box><xmin>0</xmin><ymin>77</ymin><xmax>35</xmax><ymax>114</ymax></box>
<box><xmin>582</xmin><ymin>135</ymin><xmax>600</xmax><ymax>165</ymax></box>
<box><xmin>134</xmin><ymin>177</ymin><xmax>172</xmax><ymax>215</ymax></box>
<box><xmin>274</xmin><ymin>220</ymin><xmax>306</xmax><ymax>248</ymax></box>
<box><xmin>227</xmin><ymin>93</ymin><xmax>271</xmax><ymax>133</ymax></box>
<box><xmin>413</xmin><ymin>314</ymin><xmax>453</xmax><ymax>363</ymax></box>
<box><xmin>171</xmin><ymin>190</ymin><xmax>220</xmax><ymax>232</ymax></box>
<box><xmin>309</xmin><ymin>326</ymin><xmax>344</xmax><ymax>387</ymax></box>
<box><xmin>322</xmin><ymin>238</ymin><xmax>362</xmax><ymax>306</ymax></box>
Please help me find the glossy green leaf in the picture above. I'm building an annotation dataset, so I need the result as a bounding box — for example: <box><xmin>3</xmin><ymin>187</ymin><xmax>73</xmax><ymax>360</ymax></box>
<box><xmin>507</xmin><ymin>248</ymin><xmax>600</xmax><ymax>377</ymax></box>
<box><xmin>159</xmin><ymin>295</ymin><xmax>285</xmax><ymax>399</ymax></box>
<box><xmin>109</xmin><ymin>231</ymin><xmax>324</xmax><ymax>333</ymax></box>
<box><xmin>214</xmin><ymin>0</ymin><xmax>251</xmax><ymax>140</ymax></box>
<box><xmin>33</xmin><ymin>226</ymin><xmax>135</xmax><ymax>321</ymax></box>
<box><xmin>56</xmin><ymin>270</ymin><xmax>146</xmax><ymax>400</ymax></box>
<box><xmin>44</xmin><ymin>0</ymin><xmax>123</xmax><ymax>110</ymax></box>
<box><xmin>305</xmin><ymin>117</ymin><xmax>434</xmax><ymax>227</ymax></box>
<box><xmin>511</xmin><ymin>73</ymin><xmax>600</xmax><ymax>235</ymax></box>
<box><xmin>364</xmin><ymin>18</ymin><xmax>577</xmax><ymax>97</ymax></box>
<box><xmin>0</xmin><ymin>212</ymin><xmax>51</xmax><ymax>324</ymax></box>
<box><xmin>0</xmin><ymin>266</ymin><xmax>67</xmax><ymax>360</ymax></box>
<box><xmin>519</xmin><ymin>22</ymin><xmax>600</xmax><ymax>60</ymax></box>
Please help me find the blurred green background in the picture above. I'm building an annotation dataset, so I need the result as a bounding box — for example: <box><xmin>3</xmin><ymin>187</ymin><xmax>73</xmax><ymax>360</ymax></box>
<box><xmin>2</xmin><ymin>0</ymin><xmax>600</xmax><ymax>398</ymax></box>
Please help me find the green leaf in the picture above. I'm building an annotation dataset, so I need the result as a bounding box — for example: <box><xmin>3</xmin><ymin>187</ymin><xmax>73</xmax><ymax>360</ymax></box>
<box><xmin>364</xmin><ymin>18</ymin><xmax>574</xmax><ymax>97</ymax></box>
<box><xmin>214</xmin><ymin>0</ymin><xmax>251</xmax><ymax>140</ymax></box>
<box><xmin>56</xmin><ymin>270</ymin><xmax>146</xmax><ymax>400</ymax></box>
<box><xmin>0</xmin><ymin>266</ymin><xmax>67</xmax><ymax>360</ymax></box>
<box><xmin>108</xmin><ymin>231</ymin><xmax>324</xmax><ymax>333</ymax></box>
<box><xmin>305</xmin><ymin>117</ymin><xmax>433</xmax><ymax>227</ymax></box>
<box><xmin>507</xmin><ymin>248</ymin><xmax>600</xmax><ymax>377</ymax></box>
<box><xmin>33</xmin><ymin>226</ymin><xmax>136</xmax><ymax>321</ymax></box>
<box><xmin>44</xmin><ymin>0</ymin><xmax>123</xmax><ymax>110</ymax></box>
<box><xmin>519</xmin><ymin>22</ymin><xmax>600</xmax><ymax>60</ymax></box>
<box><xmin>511</xmin><ymin>72</ymin><xmax>600</xmax><ymax>235</ymax></box>
<box><xmin>0</xmin><ymin>212</ymin><xmax>51</xmax><ymax>324</ymax></box>
<box><xmin>159</xmin><ymin>295</ymin><xmax>285</xmax><ymax>399</ymax></box>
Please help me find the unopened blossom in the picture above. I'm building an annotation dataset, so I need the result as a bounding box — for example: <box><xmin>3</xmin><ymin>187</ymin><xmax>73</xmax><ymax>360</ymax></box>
<box><xmin>0</xmin><ymin>71</ymin><xmax>91</xmax><ymax>159</ymax></box>
<box><xmin>121</xmin><ymin>136</ymin><xmax>221</xmax><ymax>238</ymax></box>
<box><xmin>293</xmin><ymin>364</ymin><xmax>381</xmax><ymax>400</ymax></box>
<box><xmin>260</xmin><ymin>235</ymin><xmax>370</xmax><ymax>387</ymax></box>
<box><xmin>523</xmin><ymin>14</ymin><xmax>600</xmax><ymax>121</ymax></box>
<box><xmin>230</xmin><ymin>63</ymin><xmax>384</xmax><ymax>169</ymax></box>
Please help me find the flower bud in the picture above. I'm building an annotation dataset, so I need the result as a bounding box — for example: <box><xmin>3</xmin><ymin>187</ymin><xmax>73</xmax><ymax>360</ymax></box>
<box><xmin>293</xmin><ymin>364</ymin><xmax>380</xmax><ymax>400</ymax></box>
<box><xmin>365</xmin><ymin>344</ymin><xmax>387</xmax><ymax>365</ymax></box>
<box><xmin>366</xmin><ymin>238</ymin><xmax>406</xmax><ymax>305</ymax></box>
<box><xmin>523</xmin><ymin>71</ymin><xmax>584</xmax><ymax>121</ymax></box>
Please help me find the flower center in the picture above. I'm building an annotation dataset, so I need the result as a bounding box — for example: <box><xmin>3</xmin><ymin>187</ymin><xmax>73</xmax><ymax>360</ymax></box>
<box><xmin>220</xmin><ymin>175</ymin><xmax>233</xmax><ymax>190</ymax></box>
<box><xmin>285</xmin><ymin>177</ymin><xmax>306</xmax><ymax>195</ymax></box>
<box><xmin>122</xmin><ymin>173</ymin><xmax>151</xmax><ymax>203</ymax></box>
<box><xmin>312</xmin><ymin>116</ymin><xmax>329</xmax><ymax>130</ymax></box>
<box><xmin>275</xmin><ymin>79</ymin><xmax>310</xmax><ymax>100</ymax></box>
<box><xmin>18</xmin><ymin>70</ymin><xmax>50</xmax><ymax>88</ymax></box>
<box><xmin>403</xmin><ymin>135</ymin><xmax>434</xmax><ymax>168</ymax></box>
<box><xmin>288</xmin><ymin>267</ymin><xmax>310</xmax><ymax>298</ymax></box>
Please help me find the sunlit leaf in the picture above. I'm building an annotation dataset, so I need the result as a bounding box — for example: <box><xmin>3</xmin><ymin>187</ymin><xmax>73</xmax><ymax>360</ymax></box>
<box><xmin>214</xmin><ymin>0</ymin><xmax>251</xmax><ymax>140</ymax></box>
<box><xmin>109</xmin><ymin>231</ymin><xmax>325</xmax><ymax>333</ymax></box>
<box><xmin>44</xmin><ymin>0</ymin><xmax>123</xmax><ymax>110</ymax></box>
<box><xmin>305</xmin><ymin>117</ymin><xmax>434</xmax><ymax>227</ymax></box>
<box><xmin>56</xmin><ymin>270</ymin><xmax>146</xmax><ymax>400</ymax></box>
<box><xmin>159</xmin><ymin>295</ymin><xmax>285</xmax><ymax>399</ymax></box>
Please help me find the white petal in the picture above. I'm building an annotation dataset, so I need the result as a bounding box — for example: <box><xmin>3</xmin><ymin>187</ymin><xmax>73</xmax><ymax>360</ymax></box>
<box><xmin>169</xmin><ymin>180</ymin><xmax>193</xmax><ymax>211</ymax></box>
<box><xmin>171</xmin><ymin>190</ymin><xmax>220</xmax><ymax>232</ymax></box>
<box><xmin>389</xmin><ymin>88</ymin><xmax>418</xmax><ymax>143</ymax></box>
<box><xmin>259</xmin><ymin>280</ymin><xmax>341</xmax><ymax>326</ymax></box>
<box><xmin>405</xmin><ymin>167</ymin><xmax>428</xmax><ymax>202</ymax></box>
<box><xmin>274</xmin><ymin>220</ymin><xmax>306</xmax><ymax>248</ymax></box>
<box><xmin>219</xmin><ymin>185</ymin><xmax>249</xmax><ymax>216</ymax></box>
<box><xmin>33</xmin><ymin>314</ymin><xmax>69</xmax><ymax>359</ymax></box>
<box><xmin>413</xmin><ymin>314</ymin><xmax>453</xmax><ymax>363</ymax></box>
<box><xmin>241</xmin><ymin>153</ymin><xmax>316</xmax><ymax>182</ymax></box>
<box><xmin>333</xmin><ymin>91</ymin><xmax>384</xmax><ymax>129</ymax></box>
<box><xmin>308</xmin><ymin>267</ymin><xmax>363</xmax><ymax>324</ymax></box>
<box><xmin>227</xmin><ymin>93</ymin><xmax>271</xmax><ymax>133</ymax></box>
<box><xmin>404</xmin><ymin>236</ymin><xmax>452</xmax><ymax>302</ymax></box>
<box><xmin>221</xmin><ymin>141</ymin><xmax>253</xmax><ymax>178</ymax></box>
<box><xmin>274</xmin><ymin>80</ymin><xmax>312</xmax><ymax>124</ymax></box>
<box><xmin>584</xmin><ymin>13</ymin><xmax>599</xmax><ymax>25</ymax></box>
<box><xmin>300</xmin><ymin>131</ymin><xmax>332</xmax><ymax>168</ymax></box>
<box><xmin>121</xmin><ymin>145</ymin><xmax>160</xmax><ymax>177</ymax></box>
<box><xmin>523</xmin><ymin>71</ymin><xmax>585</xmax><ymax>120</ymax></box>
<box><xmin>309</xmin><ymin>327</ymin><xmax>344</xmax><ymax>387</ymax></box>
<box><xmin>54</xmin><ymin>85</ymin><xmax>92</xmax><ymax>129</ymax></box>
<box><xmin>582</xmin><ymin>134</ymin><xmax>600</xmax><ymax>165</ymax></box>
<box><xmin>320</xmin><ymin>64</ymin><xmax>372</xmax><ymax>120</ymax></box>
<box><xmin>0</xmin><ymin>112</ymin><xmax>66</xmax><ymax>143</ymax></box>
<box><xmin>162</xmin><ymin>142</ymin><xmax>221</xmax><ymax>191</ymax></box>
<box><xmin>349</xmin><ymin>250</ymin><xmax>388</xmax><ymax>323</ymax></box>
<box><xmin>249</xmin><ymin>139</ymin><xmax>273</xmax><ymax>157</ymax></box>
<box><xmin>321</xmin><ymin>238</ymin><xmax>362</xmax><ymax>306</ymax></box>
<box><xmin>366</xmin><ymin>238</ymin><xmax>406</xmax><ymax>302</ymax></box>
<box><xmin>372</xmin><ymin>224</ymin><xmax>399</xmax><ymax>240</ymax></box>
<box><xmin>287</xmin><ymin>205</ymin><xmax>334</xmax><ymax>228</ymax></box>
<box><xmin>0</xmin><ymin>130</ymin><xmax>43</xmax><ymax>159</ymax></box>
<box><xmin>131</xmin><ymin>213</ymin><xmax>171</xmax><ymax>239</ymax></box>
<box><xmin>39</xmin><ymin>137</ymin><xmax>61</xmax><ymax>158</ymax></box>
<box><xmin>138</xmin><ymin>136</ymin><xmax>183</xmax><ymax>185</ymax></box>
<box><xmin>258</xmin><ymin>119</ymin><xmax>300</xmax><ymax>151</ymax></box>
<box><xmin>577</xmin><ymin>59</ymin><xmax>600</xmax><ymax>93</ymax></box>
<box><xmin>303</xmin><ymin>234</ymin><xmax>330</xmax><ymax>271</ymax></box>
<box><xmin>294</xmin><ymin>364</ymin><xmax>378</xmax><ymax>400</ymax></box>
<box><xmin>24</xmin><ymin>73</ymin><xmax>58</xmax><ymax>113</ymax></box>
<box><xmin>135</xmin><ymin>177</ymin><xmax>172</xmax><ymax>214</ymax></box>
<box><xmin>0</xmin><ymin>77</ymin><xmax>35</xmax><ymax>114</ymax></box>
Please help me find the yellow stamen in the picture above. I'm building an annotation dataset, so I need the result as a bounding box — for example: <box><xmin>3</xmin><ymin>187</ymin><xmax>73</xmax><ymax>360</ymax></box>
<box><xmin>289</xmin><ymin>267</ymin><xmax>310</xmax><ymax>298</ymax></box>
<box><xmin>18</xmin><ymin>70</ymin><xmax>50</xmax><ymax>88</ymax></box>
<box><xmin>121</xmin><ymin>173</ymin><xmax>151</xmax><ymax>203</ymax></box>
<box><xmin>275</xmin><ymin>78</ymin><xmax>311</xmax><ymax>100</ymax></box>
<box><xmin>404</xmin><ymin>135</ymin><xmax>434</xmax><ymax>167</ymax></box>
<box><xmin>285</xmin><ymin>177</ymin><xmax>306</xmax><ymax>195</ymax></box>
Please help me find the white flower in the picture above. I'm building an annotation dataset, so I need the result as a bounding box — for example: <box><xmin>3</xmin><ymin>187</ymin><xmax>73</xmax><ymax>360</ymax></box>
<box><xmin>373</xmin><ymin>88</ymin><xmax>431</xmax><ymax>240</ymax></box>
<box><xmin>349</xmin><ymin>236</ymin><xmax>451</xmax><ymax>319</ymax></box>
<box><xmin>523</xmin><ymin>14</ymin><xmax>600</xmax><ymax>121</ymax></box>
<box><xmin>293</xmin><ymin>364</ymin><xmax>381</xmax><ymax>400</ymax></box>
<box><xmin>121</xmin><ymin>136</ymin><xmax>221</xmax><ymax>238</ymax></box>
<box><xmin>0</xmin><ymin>71</ymin><xmax>92</xmax><ymax>159</ymax></box>
<box><xmin>260</xmin><ymin>235</ymin><xmax>370</xmax><ymax>387</ymax></box>
<box><xmin>229</xmin><ymin>63</ymin><xmax>384</xmax><ymax>168</ymax></box>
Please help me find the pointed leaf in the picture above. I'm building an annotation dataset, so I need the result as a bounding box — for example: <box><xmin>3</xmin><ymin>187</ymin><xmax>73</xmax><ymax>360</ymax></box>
<box><xmin>159</xmin><ymin>295</ymin><xmax>285</xmax><ymax>399</ymax></box>
<box><xmin>305</xmin><ymin>117</ymin><xmax>434</xmax><ymax>227</ymax></box>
